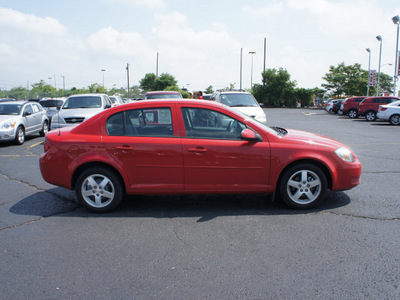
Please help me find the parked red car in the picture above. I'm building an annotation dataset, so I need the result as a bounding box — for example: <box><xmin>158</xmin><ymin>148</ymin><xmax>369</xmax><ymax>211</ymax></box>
<box><xmin>341</xmin><ymin>96</ymin><xmax>366</xmax><ymax>118</ymax></box>
<box><xmin>359</xmin><ymin>96</ymin><xmax>400</xmax><ymax>121</ymax></box>
<box><xmin>40</xmin><ymin>100</ymin><xmax>362</xmax><ymax>212</ymax></box>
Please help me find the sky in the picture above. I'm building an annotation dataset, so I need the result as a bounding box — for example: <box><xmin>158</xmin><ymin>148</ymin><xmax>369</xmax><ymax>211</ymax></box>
<box><xmin>0</xmin><ymin>0</ymin><xmax>399</xmax><ymax>93</ymax></box>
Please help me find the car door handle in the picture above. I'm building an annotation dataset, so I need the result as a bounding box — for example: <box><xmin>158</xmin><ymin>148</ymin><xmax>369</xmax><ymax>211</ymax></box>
<box><xmin>188</xmin><ymin>147</ymin><xmax>207</xmax><ymax>153</ymax></box>
<box><xmin>113</xmin><ymin>145</ymin><xmax>134</xmax><ymax>151</ymax></box>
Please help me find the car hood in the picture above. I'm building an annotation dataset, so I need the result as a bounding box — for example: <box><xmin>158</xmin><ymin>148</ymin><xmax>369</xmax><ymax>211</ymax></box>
<box><xmin>0</xmin><ymin>115</ymin><xmax>20</xmax><ymax>123</ymax></box>
<box><xmin>282</xmin><ymin>128</ymin><xmax>348</xmax><ymax>150</ymax></box>
<box><xmin>58</xmin><ymin>108</ymin><xmax>103</xmax><ymax>119</ymax></box>
<box><xmin>231</xmin><ymin>106</ymin><xmax>264</xmax><ymax>117</ymax></box>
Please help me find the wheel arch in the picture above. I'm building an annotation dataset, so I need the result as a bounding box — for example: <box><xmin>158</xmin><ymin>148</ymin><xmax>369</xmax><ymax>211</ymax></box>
<box><xmin>276</xmin><ymin>159</ymin><xmax>333</xmax><ymax>190</ymax></box>
<box><xmin>71</xmin><ymin>162</ymin><xmax>126</xmax><ymax>193</ymax></box>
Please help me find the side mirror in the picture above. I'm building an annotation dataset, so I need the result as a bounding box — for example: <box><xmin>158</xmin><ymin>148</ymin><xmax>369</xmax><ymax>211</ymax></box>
<box><xmin>240</xmin><ymin>128</ymin><xmax>262</xmax><ymax>141</ymax></box>
<box><xmin>105</xmin><ymin>103</ymin><xmax>112</xmax><ymax>109</ymax></box>
<box><xmin>24</xmin><ymin>111</ymin><xmax>32</xmax><ymax>117</ymax></box>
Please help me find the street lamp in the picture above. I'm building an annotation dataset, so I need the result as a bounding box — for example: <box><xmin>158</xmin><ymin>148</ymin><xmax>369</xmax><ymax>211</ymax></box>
<box><xmin>366</xmin><ymin>48</ymin><xmax>371</xmax><ymax>96</ymax></box>
<box><xmin>392</xmin><ymin>15</ymin><xmax>400</xmax><ymax>96</ymax></box>
<box><xmin>101</xmin><ymin>69</ymin><xmax>106</xmax><ymax>88</ymax></box>
<box><xmin>376</xmin><ymin>35</ymin><xmax>382</xmax><ymax>96</ymax></box>
<box><xmin>249</xmin><ymin>51</ymin><xmax>256</xmax><ymax>89</ymax></box>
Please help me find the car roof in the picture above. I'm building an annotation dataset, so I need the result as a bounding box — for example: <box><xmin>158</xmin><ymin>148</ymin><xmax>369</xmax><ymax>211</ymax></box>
<box><xmin>68</xmin><ymin>94</ymin><xmax>106</xmax><ymax>98</ymax></box>
<box><xmin>0</xmin><ymin>100</ymin><xmax>28</xmax><ymax>104</ymax></box>
<box><xmin>145</xmin><ymin>91</ymin><xmax>181</xmax><ymax>95</ymax></box>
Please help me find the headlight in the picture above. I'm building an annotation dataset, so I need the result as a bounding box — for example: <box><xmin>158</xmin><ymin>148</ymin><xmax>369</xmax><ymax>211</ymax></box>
<box><xmin>335</xmin><ymin>147</ymin><xmax>354</xmax><ymax>163</ymax></box>
<box><xmin>51</xmin><ymin>114</ymin><xmax>65</xmax><ymax>124</ymax></box>
<box><xmin>2</xmin><ymin>122</ymin><xmax>16</xmax><ymax>129</ymax></box>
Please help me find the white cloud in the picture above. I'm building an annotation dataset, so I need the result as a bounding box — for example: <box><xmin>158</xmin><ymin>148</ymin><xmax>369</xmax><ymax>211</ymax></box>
<box><xmin>0</xmin><ymin>7</ymin><xmax>67</xmax><ymax>36</ymax></box>
<box><xmin>243</xmin><ymin>1</ymin><xmax>283</xmax><ymax>18</ymax></box>
<box><xmin>104</xmin><ymin>0</ymin><xmax>166</xmax><ymax>9</ymax></box>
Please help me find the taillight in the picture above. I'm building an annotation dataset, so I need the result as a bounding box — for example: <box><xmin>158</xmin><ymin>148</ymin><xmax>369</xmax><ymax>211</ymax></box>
<box><xmin>379</xmin><ymin>107</ymin><xmax>387</xmax><ymax>112</ymax></box>
<box><xmin>43</xmin><ymin>138</ymin><xmax>52</xmax><ymax>153</ymax></box>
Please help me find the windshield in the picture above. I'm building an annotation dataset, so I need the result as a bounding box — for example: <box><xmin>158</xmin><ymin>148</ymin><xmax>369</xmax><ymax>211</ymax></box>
<box><xmin>146</xmin><ymin>93</ymin><xmax>183</xmax><ymax>99</ymax></box>
<box><xmin>39</xmin><ymin>100</ymin><xmax>64</xmax><ymax>108</ymax></box>
<box><xmin>0</xmin><ymin>103</ymin><xmax>22</xmax><ymax>115</ymax></box>
<box><xmin>220</xmin><ymin>93</ymin><xmax>258</xmax><ymax>107</ymax></box>
<box><xmin>224</xmin><ymin>104</ymin><xmax>278</xmax><ymax>135</ymax></box>
<box><xmin>63</xmin><ymin>96</ymin><xmax>102</xmax><ymax>109</ymax></box>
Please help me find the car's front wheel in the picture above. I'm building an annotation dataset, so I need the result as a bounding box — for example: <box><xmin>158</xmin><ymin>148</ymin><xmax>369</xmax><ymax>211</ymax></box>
<box><xmin>365</xmin><ymin>111</ymin><xmax>376</xmax><ymax>121</ymax></box>
<box><xmin>14</xmin><ymin>126</ymin><xmax>25</xmax><ymax>145</ymax></box>
<box><xmin>279</xmin><ymin>163</ymin><xmax>327</xmax><ymax>209</ymax></box>
<box><xmin>389</xmin><ymin>114</ymin><xmax>400</xmax><ymax>125</ymax></box>
<box><xmin>348</xmin><ymin>109</ymin><xmax>358</xmax><ymax>119</ymax></box>
<box><xmin>76</xmin><ymin>167</ymin><xmax>123</xmax><ymax>212</ymax></box>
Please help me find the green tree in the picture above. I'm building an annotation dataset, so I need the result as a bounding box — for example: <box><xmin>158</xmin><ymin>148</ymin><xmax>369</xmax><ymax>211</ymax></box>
<box><xmin>139</xmin><ymin>73</ymin><xmax>157</xmax><ymax>92</ymax></box>
<box><xmin>295</xmin><ymin>88</ymin><xmax>314</xmax><ymax>107</ymax></box>
<box><xmin>88</xmin><ymin>83</ymin><xmax>107</xmax><ymax>94</ymax></box>
<box><xmin>252</xmin><ymin>68</ymin><xmax>297</xmax><ymax>107</ymax></box>
<box><xmin>139</xmin><ymin>73</ymin><xmax>178</xmax><ymax>92</ymax></box>
<box><xmin>31</xmin><ymin>80</ymin><xmax>57</xmax><ymax>98</ymax></box>
<box><xmin>321</xmin><ymin>62</ymin><xmax>393</xmax><ymax>97</ymax></box>
<box><xmin>205</xmin><ymin>85</ymin><xmax>214</xmax><ymax>94</ymax></box>
<box><xmin>9</xmin><ymin>86</ymin><xmax>28</xmax><ymax>100</ymax></box>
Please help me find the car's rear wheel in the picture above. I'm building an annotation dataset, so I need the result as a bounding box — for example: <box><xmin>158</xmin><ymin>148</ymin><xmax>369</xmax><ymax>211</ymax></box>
<box><xmin>348</xmin><ymin>109</ymin><xmax>358</xmax><ymax>119</ymax></box>
<box><xmin>365</xmin><ymin>111</ymin><xmax>376</xmax><ymax>121</ymax></box>
<box><xmin>279</xmin><ymin>163</ymin><xmax>327</xmax><ymax>209</ymax></box>
<box><xmin>329</xmin><ymin>108</ymin><xmax>333</xmax><ymax>114</ymax></box>
<box><xmin>389</xmin><ymin>114</ymin><xmax>400</xmax><ymax>125</ymax></box>
<box><xmin>39</xmin><ymin>121</ymin><xmax>49</xmax><ymax>137</ymax></box>
<box><xmin>14</xmin><ymin>126</ymin><xmax>25</xmax><ymax>145</ymax></box>
<box><xmin>76</xmin><ymin>167</ymin><xmax>123</xmax><ymax>212</ymax></box>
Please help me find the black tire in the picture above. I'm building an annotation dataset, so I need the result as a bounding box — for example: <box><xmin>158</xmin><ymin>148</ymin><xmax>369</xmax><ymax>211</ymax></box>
<box><xmin>329</xmin><ymin>108</ymin><xmax>333</xmax><ymax>114</ymax></box>
<box><xmin>39</xmin><ymin>121</ymin><xmax>49</xmax><ymax>137</ymax></box>
<box><xmin>278</xmin><ymin>163</ymin><xmax>327</xmax><ymax>209</ymax></box>
<box><xmin>365</xmin><ymin>111</ymin><xmax>376</xmax><ymax>121</ymax></box>
<box><xmin>75</xmin><ymin>167</ymin><xmax>123</xmax><ymax>212</ymax></box>
<box><xmin>14</xmin><ymin>126</ymin><xmax>25</xmax><ymax>145</ymax></box>
<box><xmin>348</xmin><ymin>109</ymin><xmax>358</xmax><ymax>119</ymax></box>
<box><xmin>389</xmin><ymin>114</ymin><xmax>400</xmax><ymax>125</ymax></box>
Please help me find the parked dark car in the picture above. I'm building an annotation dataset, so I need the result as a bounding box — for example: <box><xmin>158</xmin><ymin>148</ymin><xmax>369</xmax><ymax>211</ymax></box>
<box><xmin>332</xmin><ymin>100</ymin><xmax>344</xmax><ymax>114</ymax></box>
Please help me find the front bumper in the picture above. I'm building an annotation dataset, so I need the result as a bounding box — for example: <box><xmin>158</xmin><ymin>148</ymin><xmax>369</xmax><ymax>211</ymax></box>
<box><xmin>0</xmin><ymin>128</ymin><xmax>16</xmax><ymax>142</ymax></box>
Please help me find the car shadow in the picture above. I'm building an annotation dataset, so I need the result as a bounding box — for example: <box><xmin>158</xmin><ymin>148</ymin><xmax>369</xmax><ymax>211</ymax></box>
<box><xmin>9</xmin><ymin>188</ymin><xmax>351</xmax><ymax>222</ymax></box>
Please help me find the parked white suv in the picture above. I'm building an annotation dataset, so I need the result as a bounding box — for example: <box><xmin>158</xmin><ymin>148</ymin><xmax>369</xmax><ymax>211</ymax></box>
<box><xmin>210</xmin><ymin>90</ymin><xmax>267</xmax><ymax>123</ymax></box>
<box><xmin>51</xmin><ymin>94</ymin><xmax>112</xmax><ymax>130</ymax></box>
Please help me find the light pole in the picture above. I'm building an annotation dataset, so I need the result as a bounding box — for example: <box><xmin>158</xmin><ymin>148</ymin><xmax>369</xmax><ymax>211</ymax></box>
<box><xmin>249</xmin><ymin>51</ymin><xmax>256</xmax><ymax>89</ymax></box>
<box><xmin>366</xmin><ymin>48</ymin><xmax>371</xmax><ymax>96</ymax></box>
<box><xmin>392</xmin><ymin>15</ymin><xmax>400</xmax><ymax>96</ymax></box>
<box><xmin>376</xmin><ymin>35</ymin><xmax>382</xmax><ymax>96</ymax></box>
<box><xmin>101</xmin><ymin>69</ymin><xmax>106</xmax><ymax>88</ymax></box>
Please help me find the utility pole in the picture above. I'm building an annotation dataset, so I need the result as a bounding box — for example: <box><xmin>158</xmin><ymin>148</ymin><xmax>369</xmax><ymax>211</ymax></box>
<box><xmin>126</xmin><ymin>63</ymin><xmax>130</xmax><ymax>98</ymax></box>
<box><xmin>263</xmin><ymin>37</ymin><xmax>267</xmax><ymax>72</ymax></box>
<box><xmin>240</xmin><ymin>48</ymin><xmax>243</xmax><ymax>90</ymax></box>
<box><xmin>156</xmin><ymin>52</ymin><xmax>159</xmax><ymax>78</ymax></box>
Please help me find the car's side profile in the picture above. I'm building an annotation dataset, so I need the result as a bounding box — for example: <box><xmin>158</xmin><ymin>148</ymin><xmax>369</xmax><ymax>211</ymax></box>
<box><xmin>0</xmin><ymin>101</ymin><xmax>49</xmax><ymax>145</ymax></box>
<box><xmin>359</xmin><ymin>96</ymin><xmax>400</xmax><ymax>121</ymax></box>
<box><xmin>377</xmin><ymin>100</ymin><xmax>400</xmax><ymax>125</ymax></box>
<box><xmin>40</xmin><ymin>100</ymin><xmax>361</xmax><ymax>212</ymax></box>
<box><xmin>341</xmin><ymin>96</ymin><xmax>365</xmax><ymax>118</ymax></box>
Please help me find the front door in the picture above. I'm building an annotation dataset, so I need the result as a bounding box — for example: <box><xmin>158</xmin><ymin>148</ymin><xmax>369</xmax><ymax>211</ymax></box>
<box><xmin>180</xmin><ymin>107</ymin><xmax>270</xmax><ymax>192</ymax></box>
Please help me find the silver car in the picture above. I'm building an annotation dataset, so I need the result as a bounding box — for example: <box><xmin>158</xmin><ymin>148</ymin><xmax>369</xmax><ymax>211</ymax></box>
<box><xmin>51</xmin><ymin>94</ymin><xmax>112</xmax><ymax>130</ymax></box>
<box><xmin>0</xmin><ymin>101</ymin><xmax>49</xmax><ymax>145</ymax></box>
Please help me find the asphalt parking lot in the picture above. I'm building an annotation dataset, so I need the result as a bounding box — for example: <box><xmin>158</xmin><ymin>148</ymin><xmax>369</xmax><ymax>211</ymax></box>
<box><xmin>1</xmin><ymin>108</ymin><xmax>399</xmax><ymax>299</ymax></box>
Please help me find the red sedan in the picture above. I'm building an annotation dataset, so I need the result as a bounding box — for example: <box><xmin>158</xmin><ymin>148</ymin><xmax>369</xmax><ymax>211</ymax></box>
<box><xmin>40</xmin><ymin>100</ymin><xmax>362</xmax><ymax>212</ymax></box>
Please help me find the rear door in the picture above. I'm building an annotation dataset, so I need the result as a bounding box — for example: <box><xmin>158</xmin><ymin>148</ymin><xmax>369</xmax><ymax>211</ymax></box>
<box><xmin>102</xmin><ymin>105</ymin><xmax>184</xmax><ymax>192</ymax></box>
